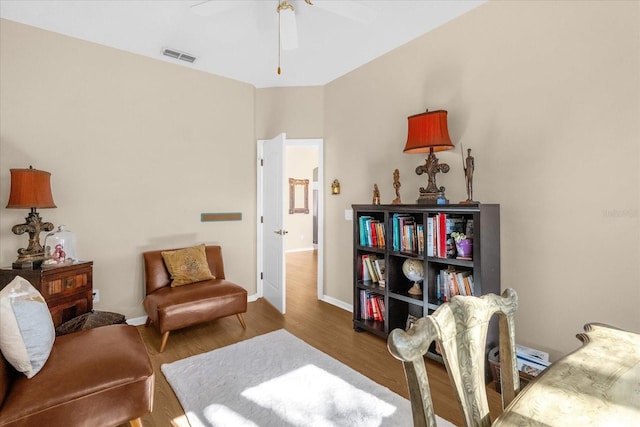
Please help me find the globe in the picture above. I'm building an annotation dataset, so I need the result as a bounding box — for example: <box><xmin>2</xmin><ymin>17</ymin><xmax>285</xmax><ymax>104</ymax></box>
<box><xmin>402</xmin><ymin>259</ymin><xmax>424</xmax><ymax>295</ymax></box>
<box><xmin>402</xmin><ymin>258</ymin><xmax>424</xmax><ymax>284</ymax></box>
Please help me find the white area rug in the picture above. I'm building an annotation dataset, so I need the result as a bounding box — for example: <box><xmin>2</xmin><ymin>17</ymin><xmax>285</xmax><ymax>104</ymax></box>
<box><xmin>162</xmin><ymin>329</ymin><xmax>455</xmax><ymax>427</ymax></box>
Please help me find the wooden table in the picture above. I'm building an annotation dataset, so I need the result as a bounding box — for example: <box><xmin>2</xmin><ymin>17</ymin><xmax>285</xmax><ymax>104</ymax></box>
<box><xmin>493</xmin><ymin>323</ymin><xmax>640</xmax><ymax>426</ymax></box>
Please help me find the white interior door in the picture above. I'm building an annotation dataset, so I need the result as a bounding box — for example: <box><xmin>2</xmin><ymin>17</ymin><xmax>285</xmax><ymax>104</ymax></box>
<box><xmin>261</xmin><ymin>133</ymin><xmax>286</xmax><ymax>313</ymax></box>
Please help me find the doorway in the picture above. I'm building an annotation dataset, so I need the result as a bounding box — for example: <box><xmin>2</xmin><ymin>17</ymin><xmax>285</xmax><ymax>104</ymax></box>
<box><xmin>257</xmin><ymin>136</ymin><xmax>324</xmax><ymax>313</ymax></box>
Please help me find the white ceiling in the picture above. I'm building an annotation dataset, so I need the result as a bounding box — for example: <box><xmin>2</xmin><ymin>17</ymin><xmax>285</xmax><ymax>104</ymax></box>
<box><xmin>0</xmin><ymin>0</ymin><xmax>485</xmax><ymax>88</ymax></box>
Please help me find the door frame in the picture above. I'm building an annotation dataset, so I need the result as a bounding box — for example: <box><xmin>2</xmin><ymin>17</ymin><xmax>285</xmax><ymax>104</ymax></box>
<box><xmin>257</xmin><ymin>137</ymin><xmax>324</xmax><ymax>302</ymax></box>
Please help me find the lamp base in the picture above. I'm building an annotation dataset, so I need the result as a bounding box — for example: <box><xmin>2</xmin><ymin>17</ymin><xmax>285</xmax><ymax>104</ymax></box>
<box><xmin>417</xmin><ymin>190</ymin><xmax>447</xmax><ymax>205</ymax></box>
<box><xmin>11</xmin><ymin>208</ymin><xmax>54</xmax><ymax>270</ymax></box>
<box><xmin>12</xmin><ymin>253</ymin><xmax>46</xmax><ymax>269</ymax></box>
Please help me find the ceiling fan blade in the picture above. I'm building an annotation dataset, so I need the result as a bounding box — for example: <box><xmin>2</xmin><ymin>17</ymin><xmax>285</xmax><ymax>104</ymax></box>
<box><xmin>310</xmin><ymin>0</ymin><xmax>376</xmax><ymax>24</ymax></box>
<box><xmin>279</xmin><ymin>5</ymin><xmax>298</xmax><ymax>50</ymax></box>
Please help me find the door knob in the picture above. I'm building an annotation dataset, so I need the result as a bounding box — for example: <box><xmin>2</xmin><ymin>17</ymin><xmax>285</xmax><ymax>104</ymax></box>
<box><xmin>273</xmin><ymin>229</ymin><xmax>289</xmax><ymax>235</ymax></box>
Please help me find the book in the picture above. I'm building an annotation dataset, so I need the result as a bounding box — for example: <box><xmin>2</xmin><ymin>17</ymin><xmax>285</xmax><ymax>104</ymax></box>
<box><xmin>416</xmin><ymin>224</ymin><xmax>425</xmax><ymax>255</ymax></box>
<box><xmin>359</xmin><ymin>216</ymin><xmax>373</xmax><ymax>246</ymax></box>
<box><xmin>392</xmin><ymin>213</ymin><xmax>412</xmax><ymax>251</ymax></box>
<box><xmin>437</xmin><ymin>214</ymin><xmax>447</xmax><ymax>258</ymax></box>
<box><xmin>462</xmin><ymin>274</ymin><xmax>473</xmax><ymax>296</ymax></box>
<box><xmin>364</xmin><ymin>255</ymin><xmax>379</xmax><ymax>283</ymax></box>
<box><xmin>375</xmin><ymin>222</ymin><xmax>386</xmax><ymax>247</ymax></box>
<box><xmin>361</xmin><ymin>254</ymin><xmax>371</xmax><ymax>281</ymax></box>
<box><xmin>376</xmin><ymin>296</ymin><xmax>385</xmax><ymax>316</ymax></box>
<box><xmin>371</xmin><ymin>294</ymin><xmax>382</xmax><ymax>321</ymax></box>
<box><xmin>446</xmin><ymin>216</ymin><xmax>465</xmax><ymax>234</ymax></box>
<box><xmin>373</xmin><ymin>259</ymin><xmax>386</xmax><ymax>287</ymax></box>
<box><xmin>426</xmin><ymin>217</ymin><xmax>435</xmax><ymax>257</ymax></box>
<box><xmin>456</xmin><ymin>271</ymin><xmax>471</xmax><ymax>296</ymax></box>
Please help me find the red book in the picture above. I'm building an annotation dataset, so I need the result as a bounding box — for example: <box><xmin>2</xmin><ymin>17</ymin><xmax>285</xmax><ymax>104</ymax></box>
<box><xmin>438</xmin><ymin>213</ymin><xmax>447</xmax><ymax>257</ymax></box>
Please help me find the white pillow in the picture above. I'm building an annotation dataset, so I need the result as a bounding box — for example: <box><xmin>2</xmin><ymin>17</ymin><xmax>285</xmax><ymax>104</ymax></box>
<box><xmin>0</xmin><ymin>275</ymin><xmax>55</xmax><ymax>378</ymax></box>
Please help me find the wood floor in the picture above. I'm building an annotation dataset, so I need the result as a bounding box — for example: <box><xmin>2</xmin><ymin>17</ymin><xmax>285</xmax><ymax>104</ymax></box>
<box><xmin>130</xmin><ymin>250</ymin><xmax>503</xmax><ymax>426</ymax></box>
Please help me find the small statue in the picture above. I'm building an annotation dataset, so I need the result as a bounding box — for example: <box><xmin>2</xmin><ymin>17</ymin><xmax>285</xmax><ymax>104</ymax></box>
<box><xmin>52</xmin><ymin>244</ymin><xmax>66</xmax><ymax>263</ymax></box>
<box><xmin>373</xmin><ymin>184</ymin><xmax>381</xmax><ymax>205</ymax></box>
<box><xmin>392</xmin><ymin>169</ymin><xmax>401</xmax><ymax>205</ymax></box>
<box><xmin>461</xmin><ymin>147</ymin><xmax>476</xmax><ymax>203</ymax></box>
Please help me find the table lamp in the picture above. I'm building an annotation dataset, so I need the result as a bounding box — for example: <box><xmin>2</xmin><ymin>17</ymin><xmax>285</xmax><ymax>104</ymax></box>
<box><xmin>5</xmin><ymin>166</ymin><xmax>56</xmax><ymax>268</ymax></box>
<box><xmin>403</xmin><ymin>110</ymin><xmax>455</xmax><ymax>204</ymax></box>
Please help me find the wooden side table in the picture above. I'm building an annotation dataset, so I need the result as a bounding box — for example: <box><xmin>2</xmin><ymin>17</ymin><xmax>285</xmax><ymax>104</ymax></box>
<box><xmin>0</xmin><ymin>261</ymin><xmax>93</xmax><ymax>327</ymax></box>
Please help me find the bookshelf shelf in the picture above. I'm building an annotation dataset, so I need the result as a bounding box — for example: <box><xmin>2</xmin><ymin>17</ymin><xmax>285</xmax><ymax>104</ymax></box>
<box><xmin>352</xmin><ymin>203</ymin><xmax>501</xmax><ymax>360</ymax></box>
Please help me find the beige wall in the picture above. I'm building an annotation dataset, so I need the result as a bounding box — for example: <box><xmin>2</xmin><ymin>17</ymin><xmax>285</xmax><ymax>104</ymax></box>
<box><xmin>325</xmin><ymin>0</ymin><xmax>639</xmax><ymax>358</ymax></box>
<box><xmin>0</xmin><ymin>20</ymin><xmax>257</xmax><ymax>318</ymax></box>
<box><xmin>2</xmin><ymin>0</ymin><xmax>639</xmax><ymax>358</ymax></box>
<box><xmin>255</xmin><ymin>86</ymin><xmax>324</xmax><ymax>140</ymax></box>
<box><xmin>285</xmin><ymin>146</ymin><xmax>318</xmax><ymax>252</ymax></box>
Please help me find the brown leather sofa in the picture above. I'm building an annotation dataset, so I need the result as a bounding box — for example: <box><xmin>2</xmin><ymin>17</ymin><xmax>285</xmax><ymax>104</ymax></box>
<box><xmin>143</xmin><ymin>245</ymin><xmax>247</xmax><ymax>352</ymax></box>
<box><xmin>0</xmin><ymin>324</ymin><xmax>154</xmax><ymax>427</ymax></box>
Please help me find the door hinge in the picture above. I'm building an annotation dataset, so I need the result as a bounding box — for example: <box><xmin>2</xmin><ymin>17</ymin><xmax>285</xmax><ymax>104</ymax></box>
<box><xmin>260</xmin><ymin>272</ymin><xmax>263</xmax><ymax>280</ymax></box>
<box><xmin>261</xmin><ymin>216</ymin><xmax>263</xmax><ymax>223</ymax></box>
<box><xmin>260</xmin><ymin>158</ymin><xmax>264</xmax><ymax>166</ymax></box>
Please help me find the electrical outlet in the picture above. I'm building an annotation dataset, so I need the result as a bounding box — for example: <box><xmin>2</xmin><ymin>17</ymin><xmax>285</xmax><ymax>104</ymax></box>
<box><xmin>93</xmin><ymin>289</ymin><xmax>100</xmax><ymax>303</ymax></box>
<box><xmin>345</xmin><ymin>209</ymin><xmax>353</xmax><ymax>221</ymax></box>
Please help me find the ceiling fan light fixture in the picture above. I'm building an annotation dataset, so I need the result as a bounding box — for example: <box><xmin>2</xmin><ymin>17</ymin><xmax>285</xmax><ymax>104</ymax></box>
<box><xmin>279</xmin><ymin>8</ymin><xmax>298</xmax><ymax>50</ymax></box>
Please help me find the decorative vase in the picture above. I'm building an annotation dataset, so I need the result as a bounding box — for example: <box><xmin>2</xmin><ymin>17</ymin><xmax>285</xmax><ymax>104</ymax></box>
<box><xmin>455</xmin><ymin>238</ymin><xmax>473</xmax><ymax>260</ymax></box>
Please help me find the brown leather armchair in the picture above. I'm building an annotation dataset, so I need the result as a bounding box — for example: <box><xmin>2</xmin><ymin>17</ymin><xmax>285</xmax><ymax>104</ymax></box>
<box><xmin>0</xmin><ymin>324</ymin><xmax>154</xmax><ymax>427</ymax></box>
<box><xmin>142</xmin><ymin>245</ymin><xmax>247</xmax><ymax>352</ymax></box>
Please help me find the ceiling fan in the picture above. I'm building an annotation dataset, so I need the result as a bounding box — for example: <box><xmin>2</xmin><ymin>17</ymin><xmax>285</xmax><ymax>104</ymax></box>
<box><xmin>190</xmin><ymin>1</ymin><xmax>376</xmax><ymax>71</ymax></box>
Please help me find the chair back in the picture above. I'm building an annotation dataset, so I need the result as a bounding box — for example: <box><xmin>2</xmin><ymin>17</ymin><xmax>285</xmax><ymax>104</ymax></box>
<box><xmin>388</xmin><ymin>288</ymin><xmax>520</xmax><ymax>427</ymax></box>
<box><xmin>388</xmin><ymin>316</ymin><xmax>441</xmax><ymax>427</ymax></box>
<box><xmin>142</xmin><ymin>245</ymin><xmax>226</xmax><ymax>295</ymax></box>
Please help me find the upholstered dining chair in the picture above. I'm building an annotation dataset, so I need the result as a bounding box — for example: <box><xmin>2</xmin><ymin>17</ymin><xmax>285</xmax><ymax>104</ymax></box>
<box><xmin>388</xmin><ymin>288</ymin><xmax>520</xmax><ymax>427</ymax></box>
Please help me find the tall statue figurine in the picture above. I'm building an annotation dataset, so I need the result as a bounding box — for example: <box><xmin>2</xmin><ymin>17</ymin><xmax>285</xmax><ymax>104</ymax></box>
<box><xmin>461</xmin><ymin>147</ymin><xmax>476</xmax><ymax>204</ymax></box>
<box><xmin>373</xmin><ymin>184</ymin><xmax>381</xmax><ymax>205</ymax></box>
<box><xmin>392</xmin><ymin>169</ymin><xmax>402</xmax><ymax>205</ymax></box>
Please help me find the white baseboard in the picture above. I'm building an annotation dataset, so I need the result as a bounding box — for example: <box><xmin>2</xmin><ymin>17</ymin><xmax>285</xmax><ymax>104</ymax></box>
<box><xmin>285</xmin><ymin>247</ymin><xmax>316</xmax><ymax>253</ymax></box>
<box><xmin>320</xmin><ymin>295</ymin><xmax>352</xmax><ymax>313</ymax></box>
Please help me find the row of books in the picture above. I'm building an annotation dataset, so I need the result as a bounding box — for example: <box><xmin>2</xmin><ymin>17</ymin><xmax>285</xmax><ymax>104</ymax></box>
<box><xmin>358</xmin><ymin>216</ymin><xmax>386</xmax><ymax>248</ymax></box>
<box><xmin>391</xmin><ymin>214</ymin><xmax>425</xmax><ymax>254</ymax></box>
<box><xmin>436</xmin><ymin>268</ymin><xmax>475</xmax><ymax>301</ymax></box>
<box><xmin>361</xmin><ymin>254</ymin><xmax>386</xmax><ymax>286</ymax></box>
<box><xmin>359</xmin><ymin>290</ymin><xmax>385</xmax><ymax>322</ymax></box>
<box><xmin>427</xmin><ymin>214</ymin><xmax>472</xmax><ymax>258</ymax></box>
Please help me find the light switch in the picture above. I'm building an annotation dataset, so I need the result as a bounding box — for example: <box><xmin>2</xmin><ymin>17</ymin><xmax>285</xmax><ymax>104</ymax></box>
<box><xmin>345</xmin><ymin>209</ymin><xmax>353</xmax><ymax>221</ymax></box>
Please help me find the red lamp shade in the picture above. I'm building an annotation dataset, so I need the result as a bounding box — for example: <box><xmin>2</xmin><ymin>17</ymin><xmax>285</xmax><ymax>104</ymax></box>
<box><xmin>6</xmin><ymin>167</ymin><xmax>57</xmax><ymax>209</ymax></box>
<box><xmin>403</xmin><ymin>110</ymin><xmax>455</xmax><ymax>153</ymax></box>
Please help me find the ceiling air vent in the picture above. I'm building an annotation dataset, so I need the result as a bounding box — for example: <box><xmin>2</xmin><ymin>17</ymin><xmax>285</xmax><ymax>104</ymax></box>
<box><xmin>162</xmin><ymin>48</ymin><xmax>196</xmax><ymax>63</ymax></box>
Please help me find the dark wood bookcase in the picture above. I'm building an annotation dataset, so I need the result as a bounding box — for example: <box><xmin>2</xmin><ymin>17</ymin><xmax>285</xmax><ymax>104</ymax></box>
<box><xmin>352</xmin><ymin>204</ymin><xmax>500</xmax><ymax>361</ymax></box>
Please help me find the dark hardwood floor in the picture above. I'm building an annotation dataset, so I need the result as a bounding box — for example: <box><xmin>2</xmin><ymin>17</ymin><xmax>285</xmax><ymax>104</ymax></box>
<box><xmin>132</xmin><ymin>250</ymin><xmax>503</xmax><ymax>426</ymax></box>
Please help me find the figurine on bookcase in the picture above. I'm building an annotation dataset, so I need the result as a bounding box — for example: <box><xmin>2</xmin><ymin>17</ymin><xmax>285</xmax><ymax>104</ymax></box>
<box><xmin>460</xmin><ymin>146</ymin><xmax>477</xmax><ymax>204</ymax></box>
<box><xmin>392</xmin><ymin>169</ymin><xmax>402</xmax><ymax>205</ymax></box>
<box><xmin>373</xmin><ymin>184</ymin><xmax>381</xmax><ymax>205</ymax></box>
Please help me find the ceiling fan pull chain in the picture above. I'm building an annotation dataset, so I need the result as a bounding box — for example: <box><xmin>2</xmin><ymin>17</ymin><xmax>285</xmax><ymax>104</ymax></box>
<box><xmin>277</xmin><ymin>5</ymin><xmax>281</xmax><ymax>75</ymax></box>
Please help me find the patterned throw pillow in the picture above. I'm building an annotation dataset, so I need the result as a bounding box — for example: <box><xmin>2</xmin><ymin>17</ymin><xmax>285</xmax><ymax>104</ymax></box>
<box><xmin>161</xmin><ymin>244</ymin><xmax>215</xmax><ymax>287</ymax></box>
<box><xmin>0</xmin><ymin>276</ymin><xmax>55</xmax><ymax>378</ymax></box>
